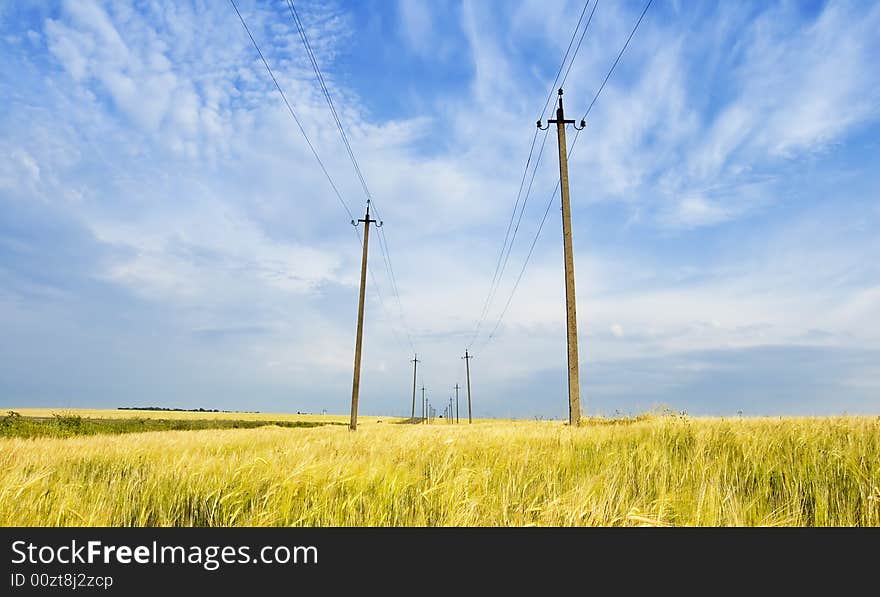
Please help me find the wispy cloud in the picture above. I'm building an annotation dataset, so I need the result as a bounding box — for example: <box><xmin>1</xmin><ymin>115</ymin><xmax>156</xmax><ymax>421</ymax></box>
<box><xmin>0</xmin><ymin>0</ymin><xmax>877</xmax><ymax>416</ymax></box>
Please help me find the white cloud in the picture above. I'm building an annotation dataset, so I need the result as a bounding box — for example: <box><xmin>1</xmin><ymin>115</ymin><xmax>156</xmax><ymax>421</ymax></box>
<box><xmin>397</xmin><ymin>0</ymin><xmax>432</xmax><ymax>57</ymax></box>
<box><xmin>1</xmin><ymin>0</ymin><xmax>877</xmax><ymax>415</ymax></box>
<box><xmin>663</xmin><ymin>195</ymin><xmax>731</xmax><ymax>229</ymax></box>
<box><xmin>562</xmin><ymin>0</ymin><xmax>880</xmax><ymax>230</ymax></box>
<box><xmin>0</xmin><ymin>149</ymin><xmax>41</xmax><ymax>193</ymax></box>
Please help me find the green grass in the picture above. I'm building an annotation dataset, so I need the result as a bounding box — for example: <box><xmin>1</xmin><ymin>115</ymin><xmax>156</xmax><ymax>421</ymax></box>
<box><xmin>1</xmin><ymin>414</ymin><xmax>878</xmax><ymax>526</ymax></box>
<box><xmin>0</xmin><ymin>411</ymin><xmax>343</xmax><ymax>439</ymax></box>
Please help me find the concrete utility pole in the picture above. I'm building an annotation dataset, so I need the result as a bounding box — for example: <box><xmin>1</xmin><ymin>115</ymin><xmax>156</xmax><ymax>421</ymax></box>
<box><xmin>538</xmin><ymin>89</ymin><xmax>585</xmax><ymax>427</ymax></box>
<box><xmin>410</xmin><ymin>353</ymin><xmax>419</xmax><ymax>420</ymax></box>
<box><xmin>454</xmin><ymin>383</ymin><xmax>460</xmax><ymax>424</ymax></box>
<box><xmin>349</xmin><ymin>200</ymin><xmax>381</xmax><ymax>432</ymax></box>
<box><xmin>462</xmin><ymin>350</ymin><xmax>473</xmax><ymax>424</ymax></box>
<box><xmin>421</xmin><ymin>386</ymin><xmax>427</xmax><ymax>423</ymax></box>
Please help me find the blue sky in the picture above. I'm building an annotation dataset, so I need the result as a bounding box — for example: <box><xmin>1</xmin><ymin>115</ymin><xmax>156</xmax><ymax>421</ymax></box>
<box><xmin>1</xmin><ymin>0</ymin><xmax>878</xmax><ymax>418</ymax></box>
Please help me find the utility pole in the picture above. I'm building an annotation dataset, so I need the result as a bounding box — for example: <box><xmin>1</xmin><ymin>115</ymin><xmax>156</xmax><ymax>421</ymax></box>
<box><xmin>421</xmin><ymin>386</ymin><xmax>427</xmax><ymax>423</ymax></box>
<box><xmin>454</xmin><ymin>383</ymin><xmax>460</xmax><ymax>424</ymax></box>
<box><xmin>462</xmin><ymin>350</ymin><xmax>473</xmax><ymax>424</ymax></box>
<box><xmin>349</xmin><ymin>200</ymin><xmax>381</xmax><ymax>432</ymax></box>
<box><xmin>410</xmin><ymin>353</ymin><xmax>419</xmax><ymax>420</ymax></box>
<box><xmin>538</xmin><ymin>89</ymin><xmax>585</xmax><ymax>427</ymax></box>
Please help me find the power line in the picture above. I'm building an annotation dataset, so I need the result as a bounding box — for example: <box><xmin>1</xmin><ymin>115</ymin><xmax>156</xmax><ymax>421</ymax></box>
<box><xmin>581</xmin><ymin>0</ymin><xmax>653</xmax><ymax>122</ymax></box>
<box><xmin>479</xmin><ymin>0</ymin><xmax>653</xmax><ymax>351</ymax></box>
<box><xmin>466</xmin><ymin>127</ymin><xmax>540</xmax><ymax>349</ymax></box>
<box><xmin>228</xmin><ymin>0</ymin><xmax>354</xmax><ymax>222</ymax></box>
<box><xmin>286</xmin><ymin>0</ymin><xmax>371</xmax><ymax>201</ymax></box>
<box><xmin>565</xmin><ymin>0</ymin><xmax>654</xmax><ymax>162</ymax></box>
<box><xmin>478</xmin><ymin>127</ymin><xmax>552</xmax><ymax>342</ymax></box>
<box><xmin>286</xmin><ymin>0</ymin><xmax>416</xmax><ymax>354</ymax></box>
<box><xmin>356</xmin><ymin>226</ymin><xmax>407</xmax><ymax>354</ymax></box>
<box><xmin>560</xmin><ymin>0</ymin><xmax>600</xmax><ymax>89</ymax></box>
<box><xmin>480</xmin><ymin>182</ymin><xmax>559</xmax><ymax>352</ymax></box>
<box><xmin>467</xmin><ymin>127</ymin><xmax>550</xmax><ymax>349</ymax></box>
<box><xmin>231</xmin><ymin>0</ymin><xmax>404</xmax><ymax>354</ymax></box>
<box><xmin>540</xmin><ymin>0</ymin><xmax>595</xmax><ymax>120</ymax></box>
<box><xmin>539</xmin><ymin>0</ymin><xmax>600</xmax><ymax>120</ymax></box>
<box><xmin>467</xmin><ymin>0</ymin><xmax>597</xmax><ymax>350</ymax></box>
<box><xmin>372</xmin><ymin>223</ymin><xmax>416</xmax><ymax>352</ymax></box>
<box><xmin>468</xmin><ymin>1</ymin><xmax>593</xmax><ymax>349</ymax></box>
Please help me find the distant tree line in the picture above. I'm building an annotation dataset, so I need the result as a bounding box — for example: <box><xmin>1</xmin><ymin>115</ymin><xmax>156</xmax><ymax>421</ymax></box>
<box><xmin>118</xmin><ymin>406</ymin><xmax>260</xmax><ymax>413</ymax></box>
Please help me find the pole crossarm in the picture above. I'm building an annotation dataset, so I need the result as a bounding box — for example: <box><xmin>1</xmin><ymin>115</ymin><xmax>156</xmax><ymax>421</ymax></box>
<box><xmin>538</xmin><ymin>89</ymin><xmax>586</xmax><ymax>130</ymax></box>
<box><xmin>351</xmin><ymin>200</ymin><xmax>381</xmax><ymax>228</ymax></box>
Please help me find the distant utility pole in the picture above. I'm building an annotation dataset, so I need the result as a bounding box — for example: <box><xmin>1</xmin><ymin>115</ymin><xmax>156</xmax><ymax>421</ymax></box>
<box><xmin>349</xmin><ymin>200</ymin><xmax>381</xmax><ymax>432</ymax></box>
<box><xmin>454</xmin><ymin>383</ymin><xmax>460</xmax><ymax>424</ymax></box>
<box><xmin>462</xmin><ymin>350</ymin><xmax>473</xmax><ymax>424</ymax></box>
<box><xmin>410</xmin><ymin>353</ymin><xmax>419</xmax><ymax>420</ymax></box>
<box><xmin>538</xmin><ymin>89</ymin><xmax>585</xmax><ymax>427</ymax></box>
<box><xmin>421</xmin><ymin>386</ymin><xmax>427</xmax><ymax>424</ymax></box>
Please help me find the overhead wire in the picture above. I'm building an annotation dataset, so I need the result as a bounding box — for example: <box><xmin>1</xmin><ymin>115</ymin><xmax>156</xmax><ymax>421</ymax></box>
<box><xmin>286</xmin><ymin>0</ymin><xmax>416</xmax><ymax>355</ymax></box>
<box><xmin>231</xmin><ymin>0</ymin><xmax>407</xmax><ymax>355</ymax></box>
<box><xmin>580</xmin><ymin>0</ymin><xmax>654</xmax><ymax>124</ymax></box>
<box><xmin>477</xmin><ymin>127</ymin><xmax>551</xmax><ymax>346</ymax></box>
<box><xmin>478</xmin><ymin>0</ymin><xmax>654</xmax><ymax>351</ymax></box>
<box><xmin>539</xmin><ymin>0</ymin><xmax>597</xmax><ymax>120</ymax></box>
<box><xmin>229</xmin><ymin>0</ymin><xmax>354</xmax><ymax>221</ymax></box>
<box><xmin>479</xmin><ymin>181</ymin><xmax>559</xmax><ymax>352</ymax></box>
<box><xmin>466</xmin><ymin>0</ymin><xmax>597</xmax><ymax>350</ymax></box>
<box><xmin>560</xmin><ymin>0</ymin><xmax>600</xmax><ymax>89</ymax></box>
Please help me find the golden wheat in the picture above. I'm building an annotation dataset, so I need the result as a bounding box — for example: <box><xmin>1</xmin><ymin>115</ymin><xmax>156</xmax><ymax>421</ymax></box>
<box><xmin>1</xmin><ymin>413</ymin><xmax>878</xmax><ymax>526</ymax></box>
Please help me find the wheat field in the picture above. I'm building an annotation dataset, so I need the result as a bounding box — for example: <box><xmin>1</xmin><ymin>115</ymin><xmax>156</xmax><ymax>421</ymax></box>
<box><xmin>1</xmin><ymin>411</ymin><xmax>878</xmax><ymax>526</ymax></box>
<box><xmin>7</xmin><ymin>408</ymin><xmax>387</xmax><ymax>424</ymax></box>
